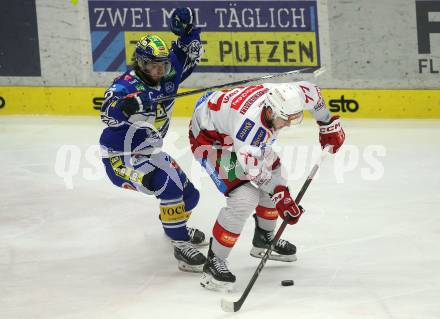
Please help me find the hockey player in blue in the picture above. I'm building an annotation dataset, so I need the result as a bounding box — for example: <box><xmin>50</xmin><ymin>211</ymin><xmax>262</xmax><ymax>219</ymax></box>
<box><xmin>99</xmin><ymin>8</ymin><xmax>207</xmax><ymax>272</ymax></box>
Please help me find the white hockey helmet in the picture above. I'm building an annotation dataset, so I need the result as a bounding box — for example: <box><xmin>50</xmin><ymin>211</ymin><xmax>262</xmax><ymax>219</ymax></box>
<box><xmin>265</xmin><ymin>83</ymin><xmax>304</xmax><ymax>122</ymax></box>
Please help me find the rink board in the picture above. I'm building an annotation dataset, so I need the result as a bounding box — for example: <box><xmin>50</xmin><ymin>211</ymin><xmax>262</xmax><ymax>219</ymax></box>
<box><xmin>0</xmin><ymin>86</ymin><xmax>439</xmax><ymax>118</ymax></box>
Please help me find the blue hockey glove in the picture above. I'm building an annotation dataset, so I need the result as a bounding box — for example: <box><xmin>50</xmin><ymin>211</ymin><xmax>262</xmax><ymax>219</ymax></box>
<box><xmin>170</xmin><ymin>7</ymin><xmax>194</xmax><ymax>37</ymax></box>
<box><xmin>118</xmin><ymin>92</ymin><xmax>152</xmax><ymax>118</ymax></box>
<box><xmin>178</xmin><ymin>27</ymin><xmax>201</xmax><ymax>46</ymax></box>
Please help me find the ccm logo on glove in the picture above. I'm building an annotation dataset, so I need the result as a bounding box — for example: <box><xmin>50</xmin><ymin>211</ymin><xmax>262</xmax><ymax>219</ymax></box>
<box><xmin>318</xmin><ymin>115</ymin><xmax>345</xmax><ymax>153</ymax></box>
<box><xmin>319</xmin><ymin>121</ymin><xmax>341</xmax><ymax>133</ymax></box>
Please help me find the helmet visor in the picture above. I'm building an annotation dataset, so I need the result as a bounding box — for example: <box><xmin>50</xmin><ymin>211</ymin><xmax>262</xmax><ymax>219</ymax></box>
<box><xmin>138</xmin><ymin>58</ymin><xmax>171</xmax><ymax>77</ymax></box>
<box><xmin>287</xmin><ymin>111</ymin><xmax>304</xmax><ymax>125</ymax></box>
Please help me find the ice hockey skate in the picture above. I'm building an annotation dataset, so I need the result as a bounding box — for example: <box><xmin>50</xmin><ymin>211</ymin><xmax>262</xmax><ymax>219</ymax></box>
<box><xmin>159</xmin><ymin>213</ymin><xmax>208</xmax><ymax>247</ymax></box>
<box><xmin>187</xmin><ymin>227</ymin><xmax>208</xmax><ymax>247</ymax></box>
<box><xmin>200</xmin><ymin>238</ymin><xmax>236</xmax><ymax>292</ymax></box>
<box><xmin>171</xmin><ymin>240</ymin><xmax>206</xmax><ymax>273</ymax></box>
<box><xmin>250</xmin><ymin>214</ymin><xmax>297</xmax><ymax>262</ymax></box>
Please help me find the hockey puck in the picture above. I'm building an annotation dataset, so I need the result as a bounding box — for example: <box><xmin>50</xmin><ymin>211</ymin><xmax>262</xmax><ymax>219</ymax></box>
<box><xmin>281</xmin><ymin>280</ymin><xmax>294</xmax><ymax>286</ymax></box>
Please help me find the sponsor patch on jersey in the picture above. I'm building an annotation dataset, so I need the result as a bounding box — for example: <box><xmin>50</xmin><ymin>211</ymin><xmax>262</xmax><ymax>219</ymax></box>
<box><xmin>154</xmin><ymin>104</ymin><xmax>168</xmax><ymax>129</ymax></box>
<box><xmin>160</xmin><ymin>202</ymin><xmax>190</xmax><ymax>222</ymax></box>
<box><xmin>240</xmin><ymin>88</ymin><xmax>269</xmax><ymax>114</ymax></box>
<box><xmin>201</xmin><ymin>157</ymin><xmax>228</xmax><ymax>193</ymax></box>
<box><xmin>314</xmin><ymin>85</ymin><xmax>326</xmax><ymax>111</ymax></box>
<box><xmin>213</xmin><ymin>221</ymin><xmax>239</xmax><ymax>247</ymax></box>
<box><xmin>111</xmin><ymin>83</ymin><xmax>125</xmax><ymax>93</ymax></box>
<box><xmin>315</xmin><ymin>85</ymin><xmax>323</xmax><ymax>102</ymax></box>
<box><xmin>250</xmin><ymin>127</ymin><xmax>267</xmax><ymax>146</ymax></box>
<box><xmin>217</xmin><ymin>152</ymin><xmax>246</xmax><ymax>182</ymax></box>
<box><xmin>222</xmin><ymin>88</ymin><xmax>240</xmax><ymax>103</ymax></box>
<box><xmin>236</xmin><ymin>119</ymin><xmax>255</xmax><ymax>141</ymax></box>
<box><xmin>195</xmin><ymin>91</ymin><xmax>214</xmax><ymax>109</ymax></box>
<box><xmin>165</xmin><ymin>82</ymin><xmax>175</xmax><ymax>93</ymax></box>
<box><xmin>314</xmin><ymin>100</ymin><xmax>326</xmax><ymax>112</ymax></box>
<box><xmin>109</xmin><ymin>156</ymin><xmax>144</xmax><ymax>183</ymax></box>
<box><xmin>231</xmin><ymin>85</ymin><xmax>263</xmax><ymax>110</ymax></box>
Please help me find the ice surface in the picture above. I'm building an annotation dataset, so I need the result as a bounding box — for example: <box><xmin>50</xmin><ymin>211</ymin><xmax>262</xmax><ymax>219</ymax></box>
<box><xmin>0</xmin><ymin>116</ymin><xmax>439</xmax><ymax>319</ymax></box>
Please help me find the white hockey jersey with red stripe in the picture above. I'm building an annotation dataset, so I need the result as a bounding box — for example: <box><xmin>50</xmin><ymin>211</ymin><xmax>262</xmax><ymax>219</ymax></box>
<box><xmin>190</xmin><ymin>81</ymin><xmax>330</xmax><ymax>189</ymax></box>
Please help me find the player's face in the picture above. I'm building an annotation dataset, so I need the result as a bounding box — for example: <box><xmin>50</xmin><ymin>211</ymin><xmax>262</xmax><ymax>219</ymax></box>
<box><xmin>273</xmin><ymin>112</ymin><xmax>304</xmax><ymax>130</ymax></box>
<box><xmin>138</xmin><ymin>60</ymin><xmax>170</xmax><ymax>84</ymax></box>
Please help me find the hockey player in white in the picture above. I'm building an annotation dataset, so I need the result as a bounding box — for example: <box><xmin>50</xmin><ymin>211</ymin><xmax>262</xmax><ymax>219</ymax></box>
<box><xmin>189</xmin><ymin>81</ymin><xmax>345</xmax><ymax>290</ymax></box>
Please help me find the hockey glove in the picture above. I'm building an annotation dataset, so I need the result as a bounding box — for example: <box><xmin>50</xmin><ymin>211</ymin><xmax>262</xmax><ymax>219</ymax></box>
<box><xmin>170</xmin><ymin>7</ymin><xmax>194</xmax><ymax>37</ymax></box>
<box><xmin>118</xmin><ymin>92</ymin><xmax>152</xmax><ymax>118</ymax></box>
<box><xmin>238</xmin><ymin>145</ymin><xmax>279</xmax><ymax>185</ymax></box>
<box><xmin>318</xmin><ymin>115</ymin><xmax>345</xmax><ymax>153</ymax></box>
<box><xmin>271</xmin><ymin>185</ymin><xmax>305</xmax><ymax>225</ymax></box>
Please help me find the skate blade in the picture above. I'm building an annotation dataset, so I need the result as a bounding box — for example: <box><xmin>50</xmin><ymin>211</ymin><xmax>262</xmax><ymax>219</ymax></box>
<box><xmin>177</xmin><ymin>261</ymin><xmax>204</xmax><ymax>273</ymax></box>
<box><xmin>200</xmin><ymin>273</ymin><xmax>234</xmax><ymax>292</ymax></box>
<box><xmin>250</xmin><ymin>247</ymin><xmax>297</xmax><ymax>262</ymax></box>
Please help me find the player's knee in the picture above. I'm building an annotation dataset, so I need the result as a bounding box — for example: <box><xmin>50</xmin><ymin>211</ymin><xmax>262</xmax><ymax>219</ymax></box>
<box><xmin>140</xmin><ymin>169</ymin><xmax>158</xmax><ymax>191</ymax></box>
<box><xmin>143</xmin><ymin>167</ymin><xmax>185</xmax><ymax>199</ymax></box>
<box><xmin>183</xmin><ymin>182</ymin><xmax>200</xmax><ymax>211</ymax></box>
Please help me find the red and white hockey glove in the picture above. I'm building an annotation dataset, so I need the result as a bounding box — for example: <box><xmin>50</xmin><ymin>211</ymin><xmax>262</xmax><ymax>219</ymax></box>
<box><xmin>271</xmin><ymin>185</ymin><xmax>305</xmax><ymax>225</ymax></box>
<box><xmin>239</xmin><ymin>145</ymin><xmax>278</xmax><ymax>185</ymax></box>
<box><xmin>318</xmin><ymin>115</ymin><xmax>345</xmax><ymax>153</ymax></box>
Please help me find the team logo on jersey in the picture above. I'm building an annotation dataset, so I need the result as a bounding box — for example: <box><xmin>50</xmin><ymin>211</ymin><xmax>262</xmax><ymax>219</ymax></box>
<box><xmin>164</xmin><ymin>82</ymin><xmax>175</xmax><ymax>93</ymax></box>
<box><xmin>251</xmin><ymin>128</ymin><xmax>267</xmax><ymax>146</ymax></box>
<box><xmin>186</xmin><ymin>40</ymin><xmax>203</xmax><ymax>60</ymax></box>
<box><xmin>236</xmin><ymin>119</ymin><xmax>255</xmax><ymax>141</ymax></box>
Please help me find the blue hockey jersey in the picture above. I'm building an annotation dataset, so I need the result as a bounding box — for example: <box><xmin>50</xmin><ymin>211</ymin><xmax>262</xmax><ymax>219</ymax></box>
<box><xmin>99</xmin><ymin>30</ymin><xmax>203</xmax><ymax>155</ymax></box>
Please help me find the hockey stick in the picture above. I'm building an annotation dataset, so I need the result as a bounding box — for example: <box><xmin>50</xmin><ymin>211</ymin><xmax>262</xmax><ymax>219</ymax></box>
<box><xmin>220</xmin><ymin>145</ymin><xmax>332</xmax><ymax>312</ymax></box>
<box><xmin>154</xmin><ymin>67</ymin><xmax>319</xmax><ymax>103</ymax></box>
